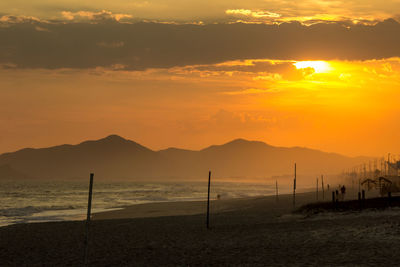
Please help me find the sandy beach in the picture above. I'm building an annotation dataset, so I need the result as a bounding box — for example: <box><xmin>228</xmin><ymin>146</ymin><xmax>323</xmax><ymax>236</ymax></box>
<box><xmin>1</xmin><ymin>190</ymin><xmax>400</xmax><ymax>266</ymax></box>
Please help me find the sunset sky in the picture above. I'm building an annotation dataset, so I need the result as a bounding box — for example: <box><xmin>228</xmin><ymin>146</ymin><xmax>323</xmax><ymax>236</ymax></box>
<box><xmin>1</xmin><ymin>0</ymin><xmax>400</xmax><ymax>157</ymax></box>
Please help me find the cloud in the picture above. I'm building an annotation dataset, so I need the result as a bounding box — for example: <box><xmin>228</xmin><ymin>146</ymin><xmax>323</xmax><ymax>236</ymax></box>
<box><xmin>0</xmin><ymin>15</ymin><xmax>45</xmax><ymax>25</ymax></box>
<box><xmin>1</xmin><ymin>0</ymin><xmax>399</xmax><ymax>25</ymax></box>
<box><xmin>208</xmin><ymin>109</ymin><xmax>278</xmax><ymax>131</ymax></box>
<box><xmin>97</xmin><ymin>41</ymin><xmax>125</xmax><ymax>48</ymax></box>
<box><xmin>253</xmin><ymin>73</ymin><xmax>283</xmax><ymax>81</ymax></box>
<box><xmin>184</xmin><ymin>60</ymin><xmax>295</xmax><ymax>73</ymax></box>
<box><xmin>0</xmin><ymin>19</ymin><xmax>400</xmax><ymax>70</ymax></box>
<box><xmin>61</xmin><ymin>10</ymin><xmax>132</xmax><ymax>22</ymax></box>
<box><xmin>226</xmin><ymin>9</ymin><xmax>281</xmax><ymax>19</ymax></box>
<box><xmin>221</xmin><ymin>88</ymin><xmax>280</xmax><ymax>95</ymax></box>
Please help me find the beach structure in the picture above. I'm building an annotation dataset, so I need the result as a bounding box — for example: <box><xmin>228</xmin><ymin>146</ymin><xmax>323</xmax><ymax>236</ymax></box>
<box><xmin>344</xmin><ymin>154</ymin><xmax>400</xmax><ymax>196</ymax></box>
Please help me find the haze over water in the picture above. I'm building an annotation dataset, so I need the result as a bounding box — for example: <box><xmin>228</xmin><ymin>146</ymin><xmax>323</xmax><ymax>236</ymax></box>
<box><xmin>0</xmin><ymin>180</ymin><xmax>284</xmax><ymax>227</ymax></box>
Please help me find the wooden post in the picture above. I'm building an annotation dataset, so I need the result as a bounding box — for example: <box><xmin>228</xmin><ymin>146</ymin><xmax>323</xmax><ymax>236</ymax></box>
<box><xmin>293</xmin><ymin>163</ymin><xmax>296</xmax><ymax>208</ymax></box>
<box><xmin>321</xmin><ymin>175</ymin><xmax>324</xmax><ymax>200</ymax></box>
<box><xmin>316</xmin><ymin>177</ymin><xmax>318</xmax><ymax>201</ymax></box>
<box><xmin>84</xmin><ymin>173</ymin><xmax>94</xmax><ymax>267</ymax></box>
<box><xmin>275</xmin><ymin>180</ymin><xmax>278</xmax><ymax>203</ymax></box>
<box><xmin>207</xmin><ymin>171</ymin><xmax>211</xmax><ymax>229</ymax></box>
<box><xmin>332</xmin><ymin>191</ymin><xmax>335</xmax><ymax>203</ymax></box>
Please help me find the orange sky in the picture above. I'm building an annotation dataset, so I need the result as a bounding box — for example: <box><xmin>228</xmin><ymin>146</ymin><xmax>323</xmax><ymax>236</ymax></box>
<box><xmin>1</xmin><ymin>1</ymin><xmax>400</xmax><ymax>157</ymax></box>
<box><xmin>1</xmin><ymin>58</ymin><xmax>400</xmax><ymax>157</ymax></box>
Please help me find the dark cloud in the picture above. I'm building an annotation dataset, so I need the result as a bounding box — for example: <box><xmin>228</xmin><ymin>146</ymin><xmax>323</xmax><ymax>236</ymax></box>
<box><xmin>188</xmin><ymin>61</ymin><xmax>296</xmax><ymax>73</ymax></box>
<box><xmin>0</xmin><ymin>19</ymin><xmax>400</xmax><ymax>70</ymax></box>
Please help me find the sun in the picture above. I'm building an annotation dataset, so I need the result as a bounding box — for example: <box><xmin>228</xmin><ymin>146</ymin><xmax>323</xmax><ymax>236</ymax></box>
<box><xmin>294</xmin><ymin>61</ymin><xmax>331</xmax><ymax>73</ymax></box>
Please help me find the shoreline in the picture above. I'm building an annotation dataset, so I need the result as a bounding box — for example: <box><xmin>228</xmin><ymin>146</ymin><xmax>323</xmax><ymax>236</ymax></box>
<box><xmin>92</xmin><ymin>190</ymin><xmax>318</xmax><ymax>221</ymax></box>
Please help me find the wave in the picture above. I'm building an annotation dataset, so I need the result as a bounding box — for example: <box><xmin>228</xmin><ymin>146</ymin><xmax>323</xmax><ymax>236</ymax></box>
<box><xmin>0</xmin><ymin>205</ymin><xmax>80</xmax><ymax>217</ymax></box>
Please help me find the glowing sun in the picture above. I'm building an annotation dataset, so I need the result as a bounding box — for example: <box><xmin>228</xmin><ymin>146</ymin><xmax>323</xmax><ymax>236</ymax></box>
<box><xmin>294</xmin><ymin>61</ymin><xmax>331</xmax><ymax>73</ymax></box>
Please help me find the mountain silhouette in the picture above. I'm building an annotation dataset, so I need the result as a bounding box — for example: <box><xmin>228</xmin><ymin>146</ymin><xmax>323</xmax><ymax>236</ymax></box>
<box><xmin>0</xmin><ymin>135</ymin><xmax>369</xmax><ymax>182</ymax></box>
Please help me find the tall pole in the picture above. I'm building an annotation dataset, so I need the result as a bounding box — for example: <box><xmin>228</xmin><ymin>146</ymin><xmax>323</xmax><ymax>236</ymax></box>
<box><xmin>385</xmin><ymin>156</ymin><xmax>387</xmax><ymax>176</ymax></box>
<box><xmin>207</xmin><ymin>171</ymin><xmax>211</xmax><ymax>229</ymax></box>
<box><xmin>293</xmin><ymin>163</ymin><xmax>296</xmax><ymax>208</ymax></box>
<box><xmin>321</xmin><ymin>175</ymin><xmax>324</xmax><ymax>200</ymax></box>
<box><xmin>364</xmin><ymin>164</ymin><xmax>366</xmax><ymax>179</ymax></box>
<box><xmin>84</xmin><ymin>173</ymin><xmax>94</xmax><ymax>267</ymax></box>
<box><xmin>368</xmin><ymin>161</ymin><xmax>371</xmax><ymax>178</ymax></box>
<box><xmin>316</xmin><ymin>177</ymin><xmax>318</xmax><ymax>201</ymax></box>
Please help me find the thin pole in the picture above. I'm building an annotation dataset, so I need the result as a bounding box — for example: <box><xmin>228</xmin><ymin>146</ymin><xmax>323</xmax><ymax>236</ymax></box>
<box><xmin>321</xmin><ymin>175</ymin><xmax>324</xmax><ymax>200</ymax></box>
<box><xmin>316</xmin><ymin>177</ymin><xmax>318</xmax><ymax>201</ymax></box>
<box><xmin>84</xmin><ymin>173</ymin><xmax>94</xmax><ymax>267</ymax></box>
<box><xmin>293</xmin><ymin>163</ymin><xmax>296</xmax><ymax>208</ymax></box>
<box><xmin>207</xmin><ymin>171</ymin><xmax>211</xmax><ymax>229</ymax></box>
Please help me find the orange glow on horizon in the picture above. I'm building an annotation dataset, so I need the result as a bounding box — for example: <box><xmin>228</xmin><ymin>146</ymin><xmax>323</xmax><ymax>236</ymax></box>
<box><xmin>1</xmin><ymin>58</ymin><xmax>400</xmax><ymax>156</ymax></box>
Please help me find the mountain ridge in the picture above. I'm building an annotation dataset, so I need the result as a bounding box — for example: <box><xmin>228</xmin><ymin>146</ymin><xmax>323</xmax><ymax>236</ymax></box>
<box><xmin>0</xmin><ymin>135</ymin><xmax>370</xmax><ymax>183</ymax></box>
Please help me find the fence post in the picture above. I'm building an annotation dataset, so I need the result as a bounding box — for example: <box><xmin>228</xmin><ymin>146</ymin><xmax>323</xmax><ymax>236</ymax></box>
<box><xmin>207</xmin><ymin>171</ymin><xmax>211</xmax><ymax>229</ymax></box>
<box><xmin>321</xmin><ymin>175</ymin><xmax>324</xmax><ymax>200</ymax></box>
<box><xmin>362</xmin><ymin>189</ymin><xmax>365</xmax><ymax>208</ymax></box>
<box><xmin>293</xmin><ymin>163</ymin><xmax>296</xmax><ymax>208</ymax></box>
<box><xmin>84</xmin><ymin>173</ymin><xmax>94</xmax><ymax>266</ymax></box>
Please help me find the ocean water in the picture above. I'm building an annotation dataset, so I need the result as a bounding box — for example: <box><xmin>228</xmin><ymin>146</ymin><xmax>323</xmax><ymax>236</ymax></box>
<box><xmin>0</xmin><ymin>180</ymin><xmax>279</xmax><ymax>227</ymax></box>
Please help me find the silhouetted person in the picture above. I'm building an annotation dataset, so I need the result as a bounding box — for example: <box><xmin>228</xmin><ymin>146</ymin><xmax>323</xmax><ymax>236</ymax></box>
<box><xmin>341</xmin><ymin>185</ymin><xmax>346</xmax><ymax>201</ymax></box>
<box><xmin>335</xmin><ymin>190</ymin><xmax>339</xmax><ymax>202</ymax></box>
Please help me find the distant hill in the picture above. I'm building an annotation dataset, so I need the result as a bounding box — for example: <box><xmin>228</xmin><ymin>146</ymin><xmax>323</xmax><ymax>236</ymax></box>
<box><xmin>0</xmin><ymin>135</ymin><xmax>369</xmax><ymax>183</ymax></box>
<box><xmin>0</xmin><ymin>164</ymin><xmax>30</xmax><ymax>180</ymax></box>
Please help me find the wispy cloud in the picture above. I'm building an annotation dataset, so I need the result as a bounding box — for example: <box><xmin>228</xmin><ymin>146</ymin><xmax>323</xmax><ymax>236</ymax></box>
<box><xmin>0</xmin><ymin>15</ymin><xmax>45</xmax><ymax>24</ymax></box>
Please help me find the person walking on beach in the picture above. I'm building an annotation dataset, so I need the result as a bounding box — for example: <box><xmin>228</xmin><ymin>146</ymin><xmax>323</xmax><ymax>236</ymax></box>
<box><xmin>341</xmin><ymin>185</ymin><xmax>346</xmax><ymax>201</ymax></box>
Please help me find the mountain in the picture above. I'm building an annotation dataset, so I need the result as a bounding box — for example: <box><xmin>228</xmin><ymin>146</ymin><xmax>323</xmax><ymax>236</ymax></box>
<box><xmin>0</xmin><ymin>135</ymin><xmax>168</xmax><ymax>180</ymax></box>
<box><xmin>0</xmin><ymin>135</ymin><xmax>369</xmax><ymax>183</ymax></box>
<box><xmin>0</xmin><ymin>164</ymin><xmax>30</xmax><ymax>180</ymax></box>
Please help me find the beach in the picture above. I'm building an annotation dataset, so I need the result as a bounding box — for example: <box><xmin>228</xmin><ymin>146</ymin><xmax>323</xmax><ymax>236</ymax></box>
<box><xmin>1</xmin><ymin>191</ymin><xmax>400</xmax><ymax>266</ymax></box>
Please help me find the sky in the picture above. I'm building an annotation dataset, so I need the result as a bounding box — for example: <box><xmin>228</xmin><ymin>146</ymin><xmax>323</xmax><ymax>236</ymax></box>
<box><xmin>1</xmin><ymin>0</ymin><xmax>400</xmax><ymax>157</ymax></box>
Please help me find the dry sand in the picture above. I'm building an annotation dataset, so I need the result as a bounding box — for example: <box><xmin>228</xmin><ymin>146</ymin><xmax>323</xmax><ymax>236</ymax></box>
<box><xmin>1</xmin><ymin>191</ymin><xmax>400</xmax><ymax>266</ymax></box>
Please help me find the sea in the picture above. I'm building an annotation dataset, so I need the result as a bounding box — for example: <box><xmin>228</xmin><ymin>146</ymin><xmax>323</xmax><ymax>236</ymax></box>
<box><xmin>0</xmin><ymin>180</ymin><xmax>282</xmax><ymax>227</ymax></box>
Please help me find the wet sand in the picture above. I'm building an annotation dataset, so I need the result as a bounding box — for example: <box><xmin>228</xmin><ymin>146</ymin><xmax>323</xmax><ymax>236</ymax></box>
<box><xmin>1</xmin><ymin>191</ymin><xmax>400</xmax><ymax>266</ymax></box>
